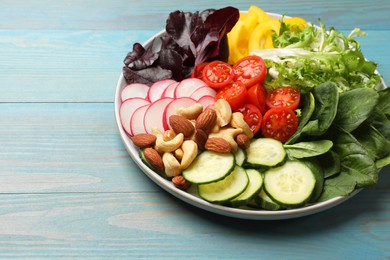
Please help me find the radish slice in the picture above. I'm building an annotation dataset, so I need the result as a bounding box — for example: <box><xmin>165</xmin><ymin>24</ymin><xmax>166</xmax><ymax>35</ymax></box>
<box><xmin>174</xmin><ymin>78</ymin><xmax>208</xmax><ymax>98</ymax></box>
<box><xmin>190</xmin><ymin>86</ymin><xmax>216</xmax><ymax>100</ymax></box>
<box><xmin>147</xmin><ymin>79</ymin><xmax>176</xmax><ymax>103</ymax></box>
<box><xmin>121</xmin><ymin>83</ymin><xmax>150</xmax><ymax>102</ymax></box>
<box><xmin>197</xmin><ymin>95</ymin><xmax>216</xmax><ymax>110</ymax></box>
<box><xmin>120</xmin><ymin>98</ymin><xmax>151</xmax><ymax>136</ymax></box>
<box><xmin>162</xmin><ymin>82</ymin><xmax>179</xmax><ymax>98</ymax></box>
<box><xmin>163</xmin><ymin>97</ymin><xmax>197</xmax><ymax>130</ymax></box>
<box><xmin>144</xmin><ymin>97</ymin><xmax>174</xmax><ymax>134</ymax></box>
<box><xmin>130</xmin><ymin>104</ymin><xmax>149</xmax><ymax>136</ymax></box>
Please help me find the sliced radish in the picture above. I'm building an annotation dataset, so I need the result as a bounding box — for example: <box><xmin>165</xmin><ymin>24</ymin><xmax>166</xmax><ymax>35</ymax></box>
<box><xmin>130</xmin><ymin>104</ymin><xmax>149</xmax><ymax>136</ymax></box>
<box><xmin>162</xmin><ymin>82</ymin><xmax>179</xmax><ymax>98</ymax></box>
<box><xmin>197</xmin><ymin>95</ymin><xmax>216</xmax><ymax>110</ymax></box>
<box><xmin>143</xmin><ymin>97</ymin><xmax>174</xmax><ymax>134</ymax></box>
<box><xmin>121</xmin><ymin>83</ymin><xmax>150</xmax><ymax>102</ymax></box>
<box><xmin>120</xmin><ymin>98</ymin><xmax>151</xmax><ymax>136</ymax></box>
<box><xmin>147</xmin><ymin>79</ymin><xmax>176</xmax><ymax>103</ymax></box>
<box><xmin>190</xmin><ymin>86</ymin><xmax>216</xmax><ymax>100</ymax></box>
<box><xmin>174</xmin><ymin>78</ymin><xmax>208</xmax><ymax>98</ymax></box>
<box><xmin>163</xmin><ymin>97</ymin><xmax>197</xmax><ymax>130</ymax></box>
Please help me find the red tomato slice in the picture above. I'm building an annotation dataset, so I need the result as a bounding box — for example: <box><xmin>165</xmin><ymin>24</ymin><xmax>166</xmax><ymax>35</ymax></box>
<box><xmin>202</xmin><ymin>61</ymin><xmax>234</xmax><ymax>89</ymax></box>
<box><xmin>246</xmin><ymin>83</ymin><xmax>268</xmax><ymax>115</ymax></box>
<box><xmin>233</xmin><ymin>55</ymin><xmax>267</xmax><ymax>88</ymax></box>
<box><xmin>216</xmin><ymin>81</ymin><xmax>247</xmax><ymax>111</ymax></box>
<box><xmin>261</xmin><ymin>107</ymin><xmax>298</xmax><ymax>143</ymax></box>
<box><xmin>236</xmin><ymin>104</ymin><xmax>263</xmax><ymax>135</ymax></box>
<box><xmin>191</xmin><ymin>62</ymin><xmax>209</xmax><ymax>80</ymax></box>
<box><xmin>266</xmin><ymin>86</ymin><xmax>301</xmax><ymax>110</ymax></box>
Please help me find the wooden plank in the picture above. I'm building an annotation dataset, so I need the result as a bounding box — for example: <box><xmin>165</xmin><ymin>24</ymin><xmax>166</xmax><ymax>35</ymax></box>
<box><xmin>0</xmin><ymin>0</ymin><xmax>388</xmax><ymax>30</ymax></box>
<box><xmin>0</xmin><ymin>189</ymin><xmax>388</xmax><ymax>259</ymax></box>
<box><xmin>0</xmin><ymin>102</ymin><xmax>157</xmax><ymax>193</ymax></box>
<box><xmin>0</xmin><ymin>30</ymin><xmax>389</xmax><ymax>103</ymax></box>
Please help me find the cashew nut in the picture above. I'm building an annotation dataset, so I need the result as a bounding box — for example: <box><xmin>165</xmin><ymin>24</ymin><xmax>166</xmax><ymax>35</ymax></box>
<box><xmin>176</xmin><ymin>103</ymin><xmax>203</xmax><ymax>120</ymax></box>
<box><xmin>180</xmin><ymin>140</ymin><xmax>198</xmax><ymax>169</ymax></box>
<box><xmin>162</xmin><ymin>152</ymin><xmax>182</xmax><ymax>177</ymax></box>
<box><xmin>230</xmin><ymin>112</ymin><xmax>254</xmax><ymax>138</ymax></box>
<box><xmin>155</xmin><ymin>133</ymin><xmax>184</xmax><ymax>153</ymax></box>
<box><xmin>174</xmin><ymin>148</ymin><xmax>184</xmax><ymax>161</ymax></box>
<box><xmin>215</xmin><ymin>99</ymin><xmax>232</xmax><ymax>127</ymax></box>
<box><xmin>209</xmin><ymin>127</ymin><xmax>243</xmax><ymax>152</ymax></box>
<box><xmin>163</xmin><ymin>129</ymin><xmax>176</xmax><ymax>141</ymax></box>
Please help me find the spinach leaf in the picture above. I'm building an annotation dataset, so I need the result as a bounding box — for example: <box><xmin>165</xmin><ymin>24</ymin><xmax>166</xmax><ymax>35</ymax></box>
<box><xmin>301</xmin><ymin>82</ymin><xmax>339</xmax><ymax>136</ymax></box>
<box><xmin>317</xmin><ymin>173</ymin><xmax>356</xmax><ymax>202</ymax></box>
<box><xmin>318</xmin><ymin>150</ymin><xmax>341</xmax><ymax>178</ymax></box>
<box><xmin>353</xmin><ymin>124</ymin><xmax>390</xmax><ymax>161</ymax></box>
<box><xmin>334</xmin><ymin>88</ymin><xmax>379</xmax><ymax>132</ymax></box>
<box><xmin>333</xmin><ymin>130</ymin><xmax>378</xmax><ymax>188</ymax></box>
<box><xmin>286</xmin><ymin>92</ymin><xmax>315</xmax><ymax>144</ymax></box>
<box><xmin>367</xmin><ymin>108</ymin><xmax>390</xmax><ymax>140</ymax></box>
<box><xmin>376</xmin><ymin>87</ymin><xmax>390</xmax><ymax>118</ymax></box>
<box><xmin>284</xmin><ymin>140</ymin><xmax>333</xmax><ymax>159</ymax></box>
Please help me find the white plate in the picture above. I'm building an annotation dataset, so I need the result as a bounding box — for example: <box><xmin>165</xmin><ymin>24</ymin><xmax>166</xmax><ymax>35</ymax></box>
<box><xmin>114</xmin><ymin>12</ymin><xmax>379</xmax><ymax>220</ymax></box>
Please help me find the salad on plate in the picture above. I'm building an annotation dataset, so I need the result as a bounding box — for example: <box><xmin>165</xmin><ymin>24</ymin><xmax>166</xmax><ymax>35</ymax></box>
<box><xmin>117</xmin><ymin>5</ymin><xmax>390</xmax><ymax>213</ymax></box>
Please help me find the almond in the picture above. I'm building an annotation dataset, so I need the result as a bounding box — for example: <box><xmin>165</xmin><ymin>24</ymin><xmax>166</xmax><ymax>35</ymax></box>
<box><xmin>205</xmin><ymin>137</ymin><xmax>231</xmax><ymax>153</ymax></box>
<box><xmin>195</xmin><ymin>108</ymin><xmax>217</xmax><ymax>134</ymax></box>
<box><xmin>169</xmin><ymin>114</ymin><xmax>194</xmax><ymax>137</ymax></box>
<box><xmin>131</xmin><ymin>133</ymin><xmax>157</xmax><ymax>148</ymax></box>
<box><xmin>172</xmin><ymin>175</ymin><xmax>191</xmax><ymax>190</ymax></box>
<box><xmin>236</xmin><ymin>133</ymin><xmax>250</xmax><ymax>149</ymax></box>
<box><xmin>143</xmin><ymin>147</ymin><xmax>165</xmax><ymax>173</ymax></box>
<box><xmin>194</xmin><ymin>128</ymin><xmax>208</xmax><ymax>150</ymax></box>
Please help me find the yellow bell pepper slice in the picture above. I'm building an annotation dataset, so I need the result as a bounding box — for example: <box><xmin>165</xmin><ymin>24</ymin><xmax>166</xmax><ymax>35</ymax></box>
<box><xmin>248</xmin><ymin>19</ymin><xmax>281</xmax><ymax>51</ymax></box>
<box><xmin>248</xmin><ymin>5</ymin><xmax>269</xmax><ymax>23</ymax></box>
<box><xmin>284</xmin><ymin>17</ymin><xmax>307</xmax><ymax>31</ymax></box>
<box><xmin>227</xmin><ymin>20</ymin><xmax>249</xmax><ymax>64</ymax></box>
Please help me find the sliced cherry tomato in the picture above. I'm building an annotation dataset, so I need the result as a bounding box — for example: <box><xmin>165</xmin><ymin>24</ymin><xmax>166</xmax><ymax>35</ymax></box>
<box><xmin>233</xmin><ymin>55</ymin><xmax>267</xmax><ymax>88</ymax></box>
<box><xmin>216</xmin><ymin>81</ymin><xmax>247</xmax><ymax>111</ymax></box>
<box><xmin>246</xmin><ymin>83</ymin><xmax>268</xmax><ymax>115</ymax></box>
<box><xmin>266</xmin><ymin>86</ymin><xmax>301</xmax><ymax>110</ymax></box>
<box><xmin>202</xmin><ymin>61</ymin><xmax>234</xmax><ymax>89</ymax></box>
<box><xmin>236</xmin><ymin>104</ymin><xmax>263</xmax><ymax>135</ymax></box>
<box><xmin>261</xmin><ymin>107</ymin><xmax>298</xmax><ymax>143</ymax></box>
<box><xmin>191</xmin><ymin>62</ymin><xmax>209</xmax><ymax>80</ymax></box>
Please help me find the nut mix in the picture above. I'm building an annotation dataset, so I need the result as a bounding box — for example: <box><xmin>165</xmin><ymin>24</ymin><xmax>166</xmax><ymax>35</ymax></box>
<box><xmin>131</xmin><ymin>100</ymin><xmax>253</xmax><ymax>190</ymax></box>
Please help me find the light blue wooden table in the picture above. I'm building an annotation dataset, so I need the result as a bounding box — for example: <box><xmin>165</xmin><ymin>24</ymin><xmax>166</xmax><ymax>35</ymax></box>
<box><xmin>0</xmin><ymin>0</ymin><xmax>389</xmax><ymax>259</ymax></box>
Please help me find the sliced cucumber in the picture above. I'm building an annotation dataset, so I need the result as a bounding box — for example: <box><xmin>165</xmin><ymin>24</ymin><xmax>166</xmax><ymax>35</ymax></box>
<box><xmin>234</xmin><ymin>147</ymin><xmax>246</xmax><ymax>166</ymax></box>
<box><xmin>264</xmin><ymin>160</ymin><xmax>316</xmax><ymax>208</ymax></box>
<box><xmin>301</xmin><ymin>158</ymin><xmax>324</xmax><ymax>203</ymax></box>
<box><xmin>256</xmin><ymin>189</ymin><xmax>284</xmax><ymax>211</ymax></box>
<box><xmin>182</xmin><ymin>151</ymin><xmax>235</xmax><ymax>184</ymax></box>
<box><xmin>198</xmin><ymin>165</ymin><xmax>248</xmax><ymax>203</ymax></box>
<box><xmin>245</xmin><ymin>138</ymin><xmax>286</xmax><ymax>167</ymax></box>
<box><xmin>227</xmin><ymin>169</ymin><xmax>263</xmax><ymax>207</ymax></box>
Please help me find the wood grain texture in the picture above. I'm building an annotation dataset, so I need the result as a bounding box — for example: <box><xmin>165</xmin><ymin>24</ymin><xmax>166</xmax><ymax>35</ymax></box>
<box><xmin>0</xmin><ymin>0</ymin><xmax>389</xmax><ymax>259</ymax></box>
<box><xmin>0</xmin><ymin>188</ymin><xmax>388</xmax><ymax>259</ymax></box>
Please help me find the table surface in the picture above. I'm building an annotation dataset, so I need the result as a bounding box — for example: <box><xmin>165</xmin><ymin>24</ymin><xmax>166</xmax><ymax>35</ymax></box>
<box><xmin>0</xmin><ymin>0</ymin><xmax>389</xmax><ymax>259</ymax></box>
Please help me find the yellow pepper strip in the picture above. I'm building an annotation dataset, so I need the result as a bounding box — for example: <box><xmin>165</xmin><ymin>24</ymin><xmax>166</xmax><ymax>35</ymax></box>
<box><xmin>248</xmin><ymin>19</ymin><xmax>281</xmax><ymax>51</ymax></box>
<box><xmin>283</xmin><ymin>17</ymin><xmax>307</xmax><ymax>31</ymax></box>
<box><xmin>248</xmin><ymin>5</ymin><xmax>269</xmax><ymax>23</ymax></box>
<box><xmin>227</xmin><ymin>20</ymin><xmax>249</xmax><ymax>64</ymax></box>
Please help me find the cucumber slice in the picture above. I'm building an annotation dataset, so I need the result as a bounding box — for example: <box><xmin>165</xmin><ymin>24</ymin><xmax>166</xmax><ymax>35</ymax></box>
<box><xmin>234</xmin><ymin>147</ymin><xmax>246</xmax><ymax>166</ymax></box>
<box><xmin>198</xmin><ymin>165</ymin><xmax>248</xmax><ymax>203</ymax></box>
<box><xmin>228</xmin><ymin>169</ymin><xmax>263</xmax><ymax>207</ymax></box>
<box><xmin>182</xmin><ymin>151</ymin><xmax>235</xmax><ymax>184</ymax></box>
<box><xmin>245</xmin><ymin>138</ymin><xmax>286</xmax><ymax>167</ymax></box>
<box><xmin>264</xmin><ymin>160</ymin><xmax>316</xmax><ymax>208</ymax></box>
<box><xmin>256</xmin><ymin>189</ymin><xmax>284</xmax><ymax>211</ymax></box>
